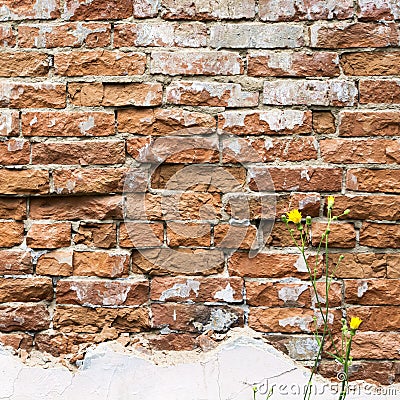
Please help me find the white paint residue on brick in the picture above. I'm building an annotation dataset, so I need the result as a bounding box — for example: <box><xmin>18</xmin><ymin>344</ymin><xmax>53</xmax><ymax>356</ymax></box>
<box><xmin>279</xmin><ymin>315</ymin><xmax>313</xmax><ymax>332</ymax></box>
<box><xmin>278</xmin><ymin>284</ymin><xmax>308</xmax><ymax>303</ymax></box>
<box><xmin>300</xmin><ymin>169</ymin><xmax>311</xmax><ymax>181</ymax></box>
<box><xmin>79</xmin><ymin>116</ymin><xmax>95</xmax><ymax>135</ymax></box>
<box><xmin>34</xmin><ymin>25</ymin><xmax>53</xmax><ymax>48</ymax></box>
<box><xmin>201</xmin><ymin>309</ymin><xmax>238</xmax><ymax>332</ymax></box>
<box><xmin>72</xmin><ymin>22</ymin><xmax>107</xmax><ymax>45</ymax></box>
<box><xmin>358</xmin><ymin>281</ymin><xmax>369</xmax><ymax>297</ymax></box>
<box><xmin>260</xmin><ymin>110</ymin><xmax>306</xmax><ymax>132</ymax></box>
<box><xmin>33</xmin><ymin>0</ymin><xmax>57</xmax><ymax>18</ymax></box>
<box><xmin>294</xmin><ymin>254</ymin><xmax>309</xmax><ymax>273</ymax></box>
<box><xmin>0</xmin><ymin>112</ymin><xmax>13</xmax><ymax>134</ymax></box>
<box><xmin>7</xmin><ymin>139</ymin><xmax>25</xmax><ymax>152</ymax></box>
<box><xmin>29</xmin><ymin>115</ymin><xmax>37</xmax><ymax>126</ymax></box>
<box><xmin>214</xmin><ymin>283</ymin><xmax>235</xmax><ymax>302</ymax></box>
<box><xmin>160</xmin><ymin>280</ymin><xmax>200</xmax><ymax>301</ymax></box>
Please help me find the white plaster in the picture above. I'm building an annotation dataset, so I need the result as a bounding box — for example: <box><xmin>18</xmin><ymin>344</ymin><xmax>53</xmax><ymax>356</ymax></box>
<box><xmin>214</xmin><ymin>283</ymin><xmax>236</xmax><ymax>302</ymax></box>
<box><xmin>79</xmin><ymin>116</ymin><xmax>95</xmax><ymax>135</ymax></box>
<box><xmin>159</xmin><ymin>280</ymin><xmax>200</xmax><ymax>301</ymax></box>
<box><xmin>279</xmin><ymin>315</ymin><xmax>314</xmax><ymax>332</ymax></box>
<box><xmin>278</xmin><ymin>284</ymin><xmax>309</xmax><ymax>303</ymax></box>
<box><xmin>294</xmin><ymin>254</ymin><xmax>309</xmax><ymax>273</ymax></box>
<box><xmin>358</xmin><ymin>281</ymin><xmax>369</xmax><ymax>297</ymax></box>
<box><xmin>7</xmin><ymin>139</ymin><xmax>25</xmax><ymax>152</ymax></box>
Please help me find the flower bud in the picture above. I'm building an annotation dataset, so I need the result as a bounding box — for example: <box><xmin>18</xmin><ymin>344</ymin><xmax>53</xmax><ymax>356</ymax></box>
<box><xmin>343</xmin><ymin>209</ymin><xmax>350</xmax><ymax>215</ymax></box>
<box><xmin>281</xmin><ymin>214</ymin><xmax>288</xmax><ymax>223</ymax></box>
<box><xmin>306</xmin><ymin>216</ymin><xmax>312</xmax><ymax>226</ymax></box>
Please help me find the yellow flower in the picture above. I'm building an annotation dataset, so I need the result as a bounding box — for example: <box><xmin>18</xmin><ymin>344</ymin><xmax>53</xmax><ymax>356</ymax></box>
<box><xmin>286</xmin><ymin>209</ymin><xmax>302</xmax><ymax>224</ymax></box>
<box><xmin>349</xmin><ymin>316</ymin><xmax>362</xmax><ymax>330</ymax></box>
<box><xmin>327</xmin><ymin>196</ymin><xmax>335</xmax><ymax>209</ymax></box>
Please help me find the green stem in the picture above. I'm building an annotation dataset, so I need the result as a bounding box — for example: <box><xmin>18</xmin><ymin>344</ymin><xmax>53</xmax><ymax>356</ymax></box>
<box><xmin>338</xmin><ymin>333</ymin><xmax>354</xmax><ymax>400</ymax></box>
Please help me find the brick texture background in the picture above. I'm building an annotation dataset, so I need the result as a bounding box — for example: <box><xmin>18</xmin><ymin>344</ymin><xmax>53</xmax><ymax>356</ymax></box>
<box><xmin>0</xmin><ymin>0</ymin><xmax>399</xmax><ymax>384</ymax></box>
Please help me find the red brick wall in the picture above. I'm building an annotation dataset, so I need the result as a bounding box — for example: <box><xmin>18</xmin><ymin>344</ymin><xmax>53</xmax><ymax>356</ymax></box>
<box><xmin>0</xmin><ymin>0</ymin><xmax>399</xmax><ymax>384</ymax></box>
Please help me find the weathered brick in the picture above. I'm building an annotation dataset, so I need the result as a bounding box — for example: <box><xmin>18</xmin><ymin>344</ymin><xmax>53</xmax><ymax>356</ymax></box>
<box><xmin>339</xmin><ymin>110</ymin><xmax>400</xmax><ymax>136</ymax></box>
<box><xmin>0</xmin><ymin>82</ymin><xmax>66</xmax><ymax>108</ymax></box>
<box><xmin>248</xmin><ymin>167</ymin><xmax>342</xmax><ymax>192</ymax></box>
<box><xmin>119</xmin><ymin>222</ymin><xmax>164</xmax><ymax>248</ymax></box>
<box><xmin>214</xmin><ymin>224</ymin><xmax>258</xmax><ymax>250</ymax></box>
<box><xmin>259</xmin><ymin>0</ymin><xmax>353</xmax><ymax>21</ymax></box>
<box><xmin>0</xmin><ymin>25</ymin><xmax>16</xmax><ymax>47</ymax></box>
<box><xmin>222</xmin><ymin>136</ymin><xmax>318</xmax><ymax>163</ymax></box>
<box><xmin>0</xmin><ymin>139</ymin><xmax>30</xmax><ymax>165</ymax></box>
<box><xmin>150</xmin><ymin>277</ymin><xmax>243</xmax><ymax>303</ymax></box>
<box><xmin>22</xmin><ymin>111</ymin><xmax>115</xmax><ymax>137</ymax></box>
<box><xmin>74</xmin><ymin>222</ymin><xmax>116</xmax><ymax>248</ymax></box>
<box><xmin>347</xmin><ymin>306</ymin><xmax>400</xmax><ymax>332</ymax></box>
<box><xmin>346</xmin><ymin>279</ymin><xmax>400</xmax><ymax>305</ymax></box>
<box><xmin>275</xmin><ymin>192</ymin><xmax>321</xmax><ymax>218</ymax></box>
<box><xmin>68</xmin><ymin>82</ymin><xmax>162</xmax><ymax>107</ymax></box>
<box><xmin>360</xmin><ymin>222</ymin><xmax>400</xmax><ymax>248</ymax></box>
<box><xmin>342</xmin><ymin>52</ymin><xmax>400</xmax><ymax>76</ymax></box>
<box><xmin>118</xmin><ymin>108</ymin><xmax>216</xmax><ymax>136</ymax></box>
<box><xmin>0</xmin><ymin>110</ymin><xmax>18</xmax><ymax>136</ymax></box>
<box><xmin>346</xmin><ymin>168</ymin><xmax>400</xmax><ymax>193</ymax></box>
<box><xmin>161</xmin><ymin>0</ymin><xmax>255</xmax><ymax>19</ymax></box>
<box><xmin>127</xmin><ymin>136</ymin><xmax>219</xmax><ymax>163</ymax></box>
<box><xmin>0</xmin><ymin>169</ymin><xmax>49</xmax><ymax>194</ymax></box>
<box><xmin>36</xmin><ymin>250</ymin><xmax>73</xmax><ymax>276</ymax></box>
<box><xmin>52</xmin><ymin>167</ymin><xmax>147</xmax><ymax>194</ymax></box>
<box><xmin>32</xmin><ymin>140</ymin><xmax>125</xmax><ymax>165</ymax></box>
<box><xmin>133</xmin><ymin>0</ymin><xmax>159</xmax><ymax>18</ymax></box>
<box><xmin>0</xmin><ymin>277</ymin><xmax>53</xmax><ymax>302</ymax></box>
<box><xmin>313</xmin><ymin>111</ymin><xmax>336</xmax><ymax>134</ymax></box>
<box><xmin>351</xmin><ymin>333</ymin><xmax>400</xmax><ymax>359</ymax></box>
<box><xmin>0</xmin><ymin>305</ymin><xmax>50</xmax><ymax>332</ymax></box>
<box><xmin>54</xmin><ymin>50</ymin><xmax>146</xmax><ymax>77</ymax></box>
<box><xmin>0</xmin><ymin>250</ymin><xmax>32</xmax><ymax>275</ymax></box>
<box><xmin>114</xmin><ymin>22</ymin><xmax>207</xmax><ymax>48</ymax></box>
<box><xmin>53</xmin><ymin>305</ymin><xmax>149</xmax><ymax>333</ymax></box>
<box><xmin>152</xmin><ymin>303</ymin><xmax>243</xmax><ymax>332</ymax></box>
<box><xmin>357</xmin><ymin>0</ymin><xmax>400</xmax><ymax>20</ymax></box>
<box><xmin>210</xmin><ymin>24</ymin><xmax>304</xmax><ymax>49</ymax></box>
<box><xmin>167</xmin><ymin>222</ymin><xmax>211</xmax><ymax>247</ymax></box>
<box><xmin>263</xmin><ymin>79</ymin><xmax>358</xmax><ymax>106</ymax></box>
<box><xmin>166</xmin><ymin>82</ymin><xmax>258</xmax><ymax>107</ymax></box>
<box><xmin>151</xmin><ymin>51</ymin><xmax>243</xmax><ymax>75</ymax></box>
<box><xmin>0</xmin><ymin>198</ymin><xmax>26</xmax><ymax>220</ymax></box>
<box><xmin>18</xmin><ymin>23</ymin><xmax>111</xmax><ymax>48</ymax></box>
<box><xmin>27</xmin><ymin>222</ymin><xmax>71</xmax><ymax>249</ymax></box>
<box><xmin>310</xmin><ymin>22</ymin><xmax>399</xmax><ymax>48</ymax></box>
<box><xmin>0</xmin><ymin>333</ymin><xmax>33</xmax><ymax>352</ymax></box>
<box><xmin>359</xmin><ymin>79</ymin><xmax>400</xmax><ymax>104</ymax></box>
<box><xmin>0</xmin><ymin>0</ymin><xmax>60</xmax><ymax>21</ymax></box>
<box><xmin>132</xmin><ymin>248</ymin><xmax>224</xmax><ymax>276</ymax></box>
<box><xmin>311</xmin><ymin>222</ymin><xmax>356</xmax><ymax>248</ymax></box>
<box><xmin>387</xmin><ymin>254</ymin><xmax>400</xmax><ymax>278</ymax></box>
<box><xmin>320</xmin><ymin>139</ymin><xmax>400</xmax><ymax>164</ymax></box>
<box><xmin>30</xmin><ymin>196</ymin><xmax>123</xmax><ymax>220</ymax></box>
<box><xmin>57</xmin><ymin>279</ymin><xmax>149</xmax><ymax>307</ymax></box>
<box><xmin>73</xmin><ymin>251</ymin><xmax>129</xmax><ymax>278</ymax></box>
<box><xmin>248</xmin><ymin>51</ymin><xmax>339</xmax><ymax>77</ymax></box>
<box><xmin>63</xmin><ymin>0</ymin><xmax>132</xmax><ymax>20</ymax></box>
<box><xmin>0</xmin><ymin>52</ymin><xmax>49</xmax><ymax>77</ymax></box>
<box><xmin>218</xmin><ymin>110</ymin><xmax>312</xmax><ymax>136</ymax></box>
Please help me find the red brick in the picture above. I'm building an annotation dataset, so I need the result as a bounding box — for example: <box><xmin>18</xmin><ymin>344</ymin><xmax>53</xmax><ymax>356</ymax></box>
<box><xmin>0</xmin><ymin>110</ymin><xmax>18</xmax><ymax>136</ymax></box>
<box><xmin>27</xmin><ymin>223</ymin><xmax>71</xmax><ymax>249</ymax></box>
<box><xmin>342</xmin><ymin>51</ymin><xmax>400</xmax><ymax>76</ymax></box>
<box><xmin>73</xmin><ymin>251</ymin><xmax>129</xmax><ymax>278</ymax></box>
<box><xmin>152</xmin><ymin>303</ymin><xmax>244</xmax><ymax>332</ymax></box>
<box><xmin>0</xmin><ymin>222</ymin><xmax>24</xmax><ymax>247</ymax></box>
<box><xmin>387</xmin><ymin>254</ymin><xmax>400</xmax><ymax>278</ymax></box>
<box><xmin>36</xmin><ymin>250</ymin><xmax>73</xmax><ymax>276</ymax></box>
<box><xmin>0</xmin><ymin>25</ymin><xmax>16</xmax><ymax>47</ymax></box>
<box><xmin>313</xmin><ymin>111</ymin><xmax>336</xmax><ymax>134</ymax></box>
<box><xmin>311</xmin><ymin>222</ymin><xmax>356</xmax><ymax>248</ymax></box>
<box><xmin>151</xmin><ymin>51</ymin><xmax>243</xmax><ymax>75</ymax></box>
<box><xmin>166</xmin><ymin>82</ymin><xmax>258</xmax><ymax>107</ymax></box>
<box><xmin>0</xmin><ymin>0</ymin><xmax>60</xmax><ymax>20</ymax></box>
<box><xmin>248</xmin><ymin>51</ymin><xmax>339</xmax><ymax>77</ymax></box>
<box><xmin>339</xmin><ymin>111</ymin><xmax>400</xmax><ymax>137</ymax></box>
<box><xmin>54</xmin><ymin>50</ymin><xmax>146</xmax><ymax>77</ymax></box>
<box><xmin>53</xmin><ymin>305</ymin><xmax>149</xmax><ymax>333</ymax></box>
<box><xmin>346</xmin><ymin>279</ymin><xmax>400</xmax><ymax>305</ymax></box>
<box><xmin>0</xmin><ymin>82</ymin><xmax>65</xmax><ymax>108</ymax></box>
<box><xmin>360</xmin><ymin>79</ymin><xmax>400</xmax><ymax>104</ymax></box>
<box><xmin>228</xmin><ymin>252</ymin><xmax>321</xmax><ymax>279</ymax></box>
<box><xmin>351</xmin><ymin>332</ymin><xmax>400</xmax><ymax>359</ymax></box>
<box><xmin>30</xmin><ymin>196</ymin><xmax>123</xmax><ymax>220</ymax></box>
<box><xmin>0</xmin><ymin>52</ymin><xmax>49</xmax><ymax>77</ymax></box>
<box><xmin>346</xmin><ymin>169</ymin><xmax>400</xmax><ymax>193</ymax></box>
<box><xmin>360</xmin><ymin>222</ymin><xmax>400</xmax><ymax>248</ymax></box>
<box><xmin>259</xmin><ymin>0</ymin><xmax>353</xmax><ymax>21</ymax></box>
<box><xmin>74</xmin><ymin>223</ymin><xmax>116</xmax><ymax>249</ymax></box>
<box><xmin>118</xmin><ymin>108</ymin><xmax>216</xmax><ymax>136</ymax></box>
<box><xmin>310</xmin><ymin>22</ymin><xmax>399</xmax><ymax>48</ymax></box>
<box><xmin>119</xmin><ymin>222</ymin><xmax>164</xmax><ymax>248</ymax></box>
<box><xmin>0</xmin><ymin>198</ymin><xmax>26</xmax><ymax>220</ymax></box>
<box><xmin>32</xmin><ymin>140</ymin><xmax>125</xmax><ymax>165</ymax></box>
<box><xmin>0</xmin><ymin>333</ymin><xmax>33</xmax><ymax>352</ymax></box>
<box><xmin>0</xmin><ymin>277</ymin><xmax>53</xmax><ymax>302</ymax></box>
<box><xmin>68</xmin><ymin>82</ymin><xmax>162</xmax><ymax>107</ymax></box>
<box><xmin>18</xmin><ymin>23</ymin><xmax>111</xmax><ymax>48</ymax></box>
<box><xmin>218</xmin><ymin>110</ymin><xmax>312</xmax><ymax>136</ymax></box>
<box><xmin>0</xmin><ymin>139</ymin><xmax>30</xmax><ymax>165</ymax></box>
<box><xmin>150</xmin><ymin>277</ymin><xmax>243</xmax><ymax>302</ymax></box>
<box><xmin>0</xmin><ymin>304</ymin><xmax>50</xmax><ymax>332</ymax></box>
<box><xmin>214</xmin><ymin>224</ymin><xmax>258</xmax><ymax>250</ymax></box>
<box><xmin>56</xmin><ymin>279</ymin><xmax>149</xmax><ymax>307</ymax></box>
<box><xmin>357</xmin><ymin>0</ymin><xmax>400</xmax><ymax>20</ymax></box>
<box><xmin>167</xmin><ymin>222</ymin><xmax>211</xmax><ymax>247</ymax></box>
<box><xmin>320</xmin><ymin>139</ymin><xmax>400</xmax><ymax>164</ymax></box>
<box><xmin>222</xmin><ymin>136</ymin><xmax>318</xmax><ymax>163</ymax></box>
<box><xmin>0</xmin><ymin>250</ymin><xmax>32</xmax><ymax>275</ymax></box>
<box><xmin>248</xmin><ymin>167</ymin><xmax>342</xmax><ymax>192</ymax></box>
<box><xmin>114</xmin><ymin>22</ymin><xmax>207</xmax><ymax>47</ymax></box>
<box><xmin>161</xmin><ymin>0</ymin><xmax>255</xmax><ymax>19</ymax></box>
<box><xmin>263</xmin><ymin>79</ymin><xmax>357</xmax><ymax>106</ymax></box>
<box><xmin>63</xmin><ymin>0</ymin><xmax>132</xmax><ymax>20</ymax></box>
<box><xmin>22</xmin><ymin>111</ymin><xmax>115</xmax><ymax>137</ymax></box>
<box><xmin>147</xmin><ymin>333</ymin><xmax>197</xmax><ymax>351</ymax></box>
<box><xmin>133</xmin><ymin>0</ymin><xmax>158</xmax><ymax>18</ymax></box>
<box><xmin>347</xmin><ymin>306</ymin><xmax>400</xmax><ymax>332</ymax></box>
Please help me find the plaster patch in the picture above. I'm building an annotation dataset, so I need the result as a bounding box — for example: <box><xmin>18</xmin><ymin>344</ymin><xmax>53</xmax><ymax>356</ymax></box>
<box><xmin>159</xmin><ymin>280</ymin><xmax>200</xmax><ymax>301</ymax></box>
<box><xmin>214</xmin><ymin>283</ymin><xmax>236</xmax><ymax>302</ymax></box>
<box><xmin>357</xmin><ymin>281</ymin><xmax>369</xmax><ymax>297</ymax></box>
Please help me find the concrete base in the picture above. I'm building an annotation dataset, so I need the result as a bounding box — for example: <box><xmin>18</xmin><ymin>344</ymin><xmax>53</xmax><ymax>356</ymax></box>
<box><xmin>0</xmin><ymin>329</ymin><xmax>398</xmax><ymax>400</ymax></box>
